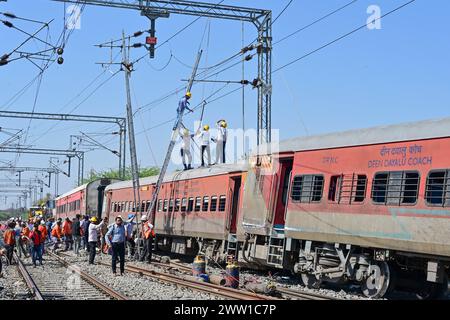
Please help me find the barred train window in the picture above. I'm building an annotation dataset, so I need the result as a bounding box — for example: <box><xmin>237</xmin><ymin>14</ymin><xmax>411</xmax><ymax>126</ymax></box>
<box><xmin>188</xmin><ymin>198</ymin><xmax>194</xmax><ymax>212</ymax></box>
<box><xmin>157</xmin><ymin>200</ymin><xmax>163</xmax><ymax>212</ymax></box>
<box><xmin>210</xmin><ymin>196</ymin><xmax>218</xmax><ymax>212</ymax></box>
<box><xmin>195</xmin><ymin>197</ymin><xmax>201</xmax><ymax>212</ymax></box>
<box><xmin>202</xmin><ymin>196</ymin><xmax>209</xmax><ymax>212</ymax></box>
<box><xmin>291</xmin><ymin>175</ymin><xmax>324</xmax><ymax>203</ymax></box>
<box><xmin>175</xmin><ymin>199</ymin><xmax>181</xmax><ymax>212</ymax></box>
<box><xmin>181</xmin><ymin>198</ymin><xmax>187</xmax><ymax>212</ymax></box>
<box><xmin>426</xmin><ymin>170</ymin><xmax>450</xmax><ymax>206</ymax></box>
<box><xmin>372</xmin><ymin>171</ymin><xmax>420</xmax><ymax>205</ymax></box>
<box><xmin>219</xmin><ymin>195</ymin><xmax>227</xmax><ymax>211</ymax></box>
<box><xmin>163</xmin><ymin>200</ymin><xmax>168</xmax><ymax>212</ymax></box>
<box><xmin>328</xmin><ymin>174</ymin><xmax>367</xmax><ymax>204</ymax></box>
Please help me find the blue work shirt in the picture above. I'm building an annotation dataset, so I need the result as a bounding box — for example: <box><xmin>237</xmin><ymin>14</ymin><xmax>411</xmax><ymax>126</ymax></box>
<box><xmin>125</xmin><ymin>222</ymin><xmax>135</xmax><ymax>239</ymax></box>
<box><xmin>177</xmin><ymin>97</ymin><xmax>192</xmax><ymax>115</ymax></box>
<box><xmin>105</xmin><ymin>223</ymin><xmax>126</xmax><ymax>245</ymax></box>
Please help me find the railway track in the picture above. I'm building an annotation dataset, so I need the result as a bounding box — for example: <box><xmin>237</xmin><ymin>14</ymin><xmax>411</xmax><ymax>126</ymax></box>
<box><xmin>276</xmin><ymin>287</ymin><xmax>343</xmax><ymax>301</ymax></box>
<box><xmin>15</xmin><ymin>252</ymin><xmax>128</xmax><ymax>300</ymax></box>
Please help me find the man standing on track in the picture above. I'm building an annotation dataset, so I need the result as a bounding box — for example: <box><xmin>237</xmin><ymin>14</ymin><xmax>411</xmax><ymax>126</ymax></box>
<box><xmin>72</xmin><ymin>215</ymin><xmax>82</xmax><ymax>256</ymax></box>
<box><xmin>125</xmin><ymin>214</ymin><xmax>136</xmax><ymax>260</ymax></box>
<box><xmin>3</xmin><ymin>222</ymin><xmax>16</xmax><ymax>265</ymax></box>
<box><xmin>105</xmin><ymin>216</ymin><xmax>126</xmax><ymax>276</ymax></box>
<box><xmin>139</xmin><ymin>215</ymin><xmax>155</xmax><ymax>264</ymax></box>
<box><xmin>62</xmin><ymin>217</ymin><xmax>73</xmax><ymax>251</ymax></box>
<box><xmin>87</xmin><ymin>217</ymin><xmax>104</xmax><ymax>265</ymax></box>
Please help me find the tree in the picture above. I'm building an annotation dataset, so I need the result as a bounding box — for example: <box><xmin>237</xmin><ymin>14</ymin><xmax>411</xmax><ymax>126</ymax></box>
<box><xmin>80</xmin><ymin>166</ymin><xmax>160</xmax><ymax>185</ymax></box>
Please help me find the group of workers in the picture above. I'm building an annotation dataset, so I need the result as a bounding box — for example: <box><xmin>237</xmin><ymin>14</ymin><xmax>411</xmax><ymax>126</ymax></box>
<box><xmin>0</xmin><ymin>213</ymin><xmax>156</xmax><ymax>277</ymax></box>
<box><xmin>177</xmin><ymin>92</ymin><xmax>228</xmax><ymax>170</ymax></box>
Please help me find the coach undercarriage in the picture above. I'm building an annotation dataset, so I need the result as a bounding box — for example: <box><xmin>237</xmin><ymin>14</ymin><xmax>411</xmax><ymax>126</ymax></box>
<box><xmin>289</xmin><ymin>240</ymin><xmax>449</xmax><ymax>299</ymax></box>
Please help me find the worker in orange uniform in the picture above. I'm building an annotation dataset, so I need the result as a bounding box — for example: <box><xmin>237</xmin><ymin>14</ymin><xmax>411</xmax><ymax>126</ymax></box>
<box><xmin>62</xmin><ymin>217</ymin><xmax>73</xmax><ymax>251</ymax></box>
<box><xmin>51</xmin><ymin>220</ymin><xmax>63</xmax><ymax>253</ymax></box>
<box><xmin>29</xmin><ymin>224</ymin><xmax>44</xmax><ymax>267</ymax></box>
<box><xmin>20</xmin><ymin>222</ymin><xmax>31</xmax><ymax>257</ymax></box>
<box><xmin>139</xmin><ymin>215</ymin><xmax>155</xmax><ymax>264</ymax></box>
<box><xmin>38</xmin><ymin>221</ymin><xmax>47</xmax><ymax>256</ymax></box>
<box><xmin>3</xmin><ymin>221</ymin><xmax>16</xmax><ymax>265</ymax></box>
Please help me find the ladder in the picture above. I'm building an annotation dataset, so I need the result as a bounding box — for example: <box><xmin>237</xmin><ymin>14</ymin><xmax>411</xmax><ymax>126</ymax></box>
<box><xmin>147</xmin><ymin>50</ymin><xmax>203</xmax><ymax>223</ymax></box>
<box><xmin>267</xmin><ymin>228</ymin><xmax>285</xmax><ymax>267</ymax></box>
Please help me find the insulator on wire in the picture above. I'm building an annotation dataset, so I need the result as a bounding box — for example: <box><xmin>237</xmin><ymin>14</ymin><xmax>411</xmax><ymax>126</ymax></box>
<box><xmin>57</xmin><ymin>57</ymin><xmax>64</xmax><ymax>65</ymax></box>
<box><xmin>2</xmin><ymin>20</ymin><xmax>13</xmax><ymax>28</ymax></box>
<box><xmin>132</xmin><ymin>43</ymin><xmax>143</xmax><ymax>48</ymax></box>
<box><xmin>133</xmin><ymin>31</ymin><xmax>143</xmax><ymax>37</ymax></box>
<box><xmin>240</xmin><ymin>80</ymin><xmax>250</xmax><ymax>85</ymax></box>
<box><xmin>3</xmin><ymin>12</ymin><xmax>16</xmax><ymax>19</ymax></box>
<box><xmin>1</xmin><ymin>54</ymin><xmax>9</xmax><ymax>61</ymax></box>
<box><xmin>0</xmin><ymin>59</ymin><xmax>8</xmax><ymax>66</ymax></box>
<box><xmin>245</xmin><ymin>54</ymin><xmax>252</xmax><ymax>61</ymax></box>
<box><xmin>57</xmin><ymin>47</ymin><xmax>64</xmax><ymax>55</ymax></box>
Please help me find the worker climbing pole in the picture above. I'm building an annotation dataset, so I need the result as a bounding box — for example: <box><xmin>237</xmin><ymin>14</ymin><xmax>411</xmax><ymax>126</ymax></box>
<box><xmin>147</xmin><ymin>50</ymin><xmax>203</xmax><ymax>225</ymax></box>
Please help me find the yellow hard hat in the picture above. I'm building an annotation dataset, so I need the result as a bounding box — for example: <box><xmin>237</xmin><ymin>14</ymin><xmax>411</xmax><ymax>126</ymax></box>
<box><xmin>221</xmin><ymin>121</ymin><xmax>227</xmax><ymax>128</ymax></box>
<box><xmin>203</xmin><ymin>125</ymin><xmax>210</xmax><ymax>131</ymax></box>
<box><xmin>183</xmin><ymin>129</ymin><xmax>189</xmax><ymax>136</ymax></box>
<box><xmin>90</xmin><ymin>217</ymin><xmax>98</xmax><ymax>223</ymax></box>
<box><xmin>186</xmin><ymin>92</ymin><xmax>192</xmax><ymax>98</ymax></box>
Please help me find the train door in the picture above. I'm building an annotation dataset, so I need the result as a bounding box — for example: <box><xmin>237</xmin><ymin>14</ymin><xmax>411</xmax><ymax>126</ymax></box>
<box><xmin>273</xmin><ymin>157</ymin><xmax>293</xmax><ymax>228</ymax></box>
<box><xmin>97</xmin><ymin>185</ymin><xmax>106</xmax><ymax>220</ymax></box>
<box><xmin>228</xmin><ymin>176</ymin><xmax>242</xmax><ymax>233</ymax></box>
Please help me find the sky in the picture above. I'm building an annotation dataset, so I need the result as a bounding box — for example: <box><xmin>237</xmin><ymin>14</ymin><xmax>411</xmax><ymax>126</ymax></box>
<box><xmin>0</xmin><ymin>0</ymin><xmax>449</xmax><ymax>209</ymax></box>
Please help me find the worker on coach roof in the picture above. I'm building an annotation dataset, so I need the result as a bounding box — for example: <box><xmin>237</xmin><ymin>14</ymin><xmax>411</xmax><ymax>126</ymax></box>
<box><xmin>174</xmin><ymin>92</ymin><xmax>193</xmax><ymax>130</ymax></box>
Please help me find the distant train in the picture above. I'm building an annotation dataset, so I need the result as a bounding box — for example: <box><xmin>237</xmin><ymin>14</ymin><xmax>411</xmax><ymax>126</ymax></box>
<box><xmin>55</xmin><ymin>117</ymin><xmax>450</xmax><ymax>299</ymax></box>
<box><xmin>55</xmin><ymin>179</ymin><xmax>120</xmax><ymax>220</ymax></box>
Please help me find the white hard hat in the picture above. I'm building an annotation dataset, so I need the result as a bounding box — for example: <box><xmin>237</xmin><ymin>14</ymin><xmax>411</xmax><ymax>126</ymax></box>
<box><xmin>40</xmin><ymin>221</ymin><xmax>45</xmax><ymax>225</ymax></box>
<box><xmin>141</xmin><ymin>215</ymin><xmax>148</xmax><ymax>221</ymax></box>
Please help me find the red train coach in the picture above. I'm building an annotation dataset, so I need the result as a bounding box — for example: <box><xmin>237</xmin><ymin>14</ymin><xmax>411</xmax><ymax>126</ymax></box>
<box><xmin>240</xmin><ymin>117</ymin><xmax>450</xmax><ymax>299</ymax></box>
<box><xmin>104</xmin><ymin>164</ymin><xmax>247</xmax><ymax>261</ymax></box>
<box><xmin>55</xmin><ymin>178</ymin><xmax>120</xmax><ymax>220</ymax></box>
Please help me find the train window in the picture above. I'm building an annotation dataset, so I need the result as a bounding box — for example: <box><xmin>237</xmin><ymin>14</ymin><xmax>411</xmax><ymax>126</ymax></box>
<box><xmin>372</xmin><ymin>171</ymin><xmax>420</xmax><ymax>205</ymax></box>
<box><xmin>146</xmin><ymin>201</ymin><xmax>151</xmax><ymax>212</ymax></box>
<box><xmin>181</xmin><ymin>198</ymin><xmax>187</xmax><ymax>212</ymax></box>
<box><xmin>188</xmin><ymin>198</ymin><xmax>194</xmax><ymax>212</ymax></box>
<box><xmin>195</xmin><ymin>197</ymin><xmax>201</xmax><ymax>212</ymax></box>
<box><xmin>175</xmin><ymin>199</ymin><xmax>181</xmax><ymax>212</ymax></box>
<box><xmin>141</xmin><ymin>201</ymin><xmax>146</xmax><ymax>212</ymax></box>
<box><xmin>210</xmin><ymin>196</ymin><xmax>218</xmax><ymax>211</ymax></box>
<box><xmin>169</xmin><ymin>199</ymin><xmax>174</xmax><ymax>212</ymax></box>
<box><xmin>291</xmin><ymin>175</ymin><xmax>324</xmax><ymax>203</ymax></box>
<box><xmin>426</xmin><ymin>170</ymin><xmax>450</xmax><ymax>206</ymax></box>
<box><xmin>202</xmin><ymin>197</ymin><xmax>209</xmax><ymax>212</ymax></box>
<box><xmin>122</xmin><ymin>202</ymin><xmax>126</xmax><ymax>212</ymax></box>
<box><xmin>163</xmin><ymin>200</ymin><xmax>168</xmax><ymax>212</ymax></box>
<box><xmin>329</xmin><ymin>174</ymin><xmax>367</xmax><ymax>204</ymax></box>
<box><xmin>219</xmin><ymin>195</ymin><xmax>227</xmax><ymax>211</ymax></box>
<box><xmin>157</xmin><ymin>200</ymin><xmax>163</xmax><ymax>212</ymax></box>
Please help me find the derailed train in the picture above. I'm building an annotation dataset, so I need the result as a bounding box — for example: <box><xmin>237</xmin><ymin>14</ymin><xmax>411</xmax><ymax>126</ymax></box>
<box><xmin>56</xmin><ymin>117</ymin><xmax>450</xmax><ymax>299</ymax></box>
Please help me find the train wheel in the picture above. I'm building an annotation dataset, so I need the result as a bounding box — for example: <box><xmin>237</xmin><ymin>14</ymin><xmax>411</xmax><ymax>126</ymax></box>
<box><xmin>361</xmin><ymin>261</ymin><xmax>391</xmax><ymax>299</ymax></box>
<box><xmin>301</xmin><ymin>273</ymin><xmax>322</xmax><ymax>289</ymax></box>
<box><xmin>416</xmin><ymin>274</ymin><xmax>448</xmax><ymax>300</ymax></box>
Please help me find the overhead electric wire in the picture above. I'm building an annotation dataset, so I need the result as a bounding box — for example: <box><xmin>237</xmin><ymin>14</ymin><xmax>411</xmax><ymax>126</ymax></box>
<box><xmin>272</xmin><ymin>0</ymin><xmax>417</xmax><ymax>74</ymax></box>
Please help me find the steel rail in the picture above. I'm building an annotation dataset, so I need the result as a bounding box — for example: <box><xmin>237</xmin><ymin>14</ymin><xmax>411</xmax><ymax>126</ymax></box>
<box><xmin>14</xmin><ymin>253</ymin><xmax>45</xmax><ymax>300</ymax></box>
<box><xmin>48</xmin><ymin>252</ymin><xmax>128</xmax><ymax>300</ymax></box>
<box><xmin>276</xmin><ymin>287</ymin><xmax>343</xmax><ymax>301</ymax></box>
<box><xmin>123</xmin><ymin>263</ymin><xmax>278</xmax><ymax>300</ymax></box>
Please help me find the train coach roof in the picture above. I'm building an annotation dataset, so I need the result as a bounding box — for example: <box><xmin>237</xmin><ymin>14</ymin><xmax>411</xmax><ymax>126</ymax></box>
<box><xmin>258</xmin><ymin>116</ymin><xmax>450</xmax><ymax>155</ymax></box>
<box><xmin>105</xmin><ymin>162</ymin><xmax>248</xmax><ymax>191</ymax></box>
<box><xmin>55</xmin><ymin>183</ymin><xmax>88</xmax><ymax>200</ymax></box>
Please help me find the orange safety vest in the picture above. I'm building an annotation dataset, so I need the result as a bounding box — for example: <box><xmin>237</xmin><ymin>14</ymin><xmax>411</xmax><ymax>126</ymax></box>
<box><xmin>51</xmin><ymin>225</ymin><xmax>62</xmax><ymax>239</ymax></box>
<box><xmin>38</xmin><ymin>225</ymin><xmax>47</xmax><ymax>240</ymax></box>
<box><xmin>4</xmin><ymin>229</ymin><xmax>15</xmax><ymax>246</ymax></box>
<box><xmin>144</xmin><ymin>222</ymin><xmax>155</xmax><ymax>239</ymax></box>
<box><xmin>21</xmin><ymin>226</ymin><xmax>31</xmax><ymax>238</ymax></box>
<box><xmin>62</xmin><ymin>221</ymin><xmax>72</xmax><ymax>235</ymax></box>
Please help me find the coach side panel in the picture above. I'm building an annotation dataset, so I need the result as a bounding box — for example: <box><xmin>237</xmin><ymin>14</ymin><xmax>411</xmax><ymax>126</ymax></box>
<box><xmin>285</xmin><ymin>137</ymin><xmax>450</xmax><ymax>258</ymax></box>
